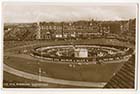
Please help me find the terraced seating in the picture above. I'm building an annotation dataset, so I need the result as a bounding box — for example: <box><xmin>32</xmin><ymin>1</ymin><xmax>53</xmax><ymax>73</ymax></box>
<box><xmin>104</xmin><ymin>55</ymin><xmax>135</xmax><ymax>88</ymax></box>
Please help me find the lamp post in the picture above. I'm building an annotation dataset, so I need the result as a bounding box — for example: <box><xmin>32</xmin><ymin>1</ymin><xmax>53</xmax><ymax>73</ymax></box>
<box><xmin>38</xmin><ymin>67</ymin><xmax>41</xmax><ymax>82</ymax></box>
<box><xmin>38</xmin><ymin>49</ymin><xmax>42</xmax><ymax>82</ymax></box>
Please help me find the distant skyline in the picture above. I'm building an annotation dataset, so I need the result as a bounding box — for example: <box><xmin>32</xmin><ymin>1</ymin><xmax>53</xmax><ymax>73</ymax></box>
<box><xmin>3</xmin><ymin>2</ymin><xmax>137</xmax><ymax>23</ymax></box>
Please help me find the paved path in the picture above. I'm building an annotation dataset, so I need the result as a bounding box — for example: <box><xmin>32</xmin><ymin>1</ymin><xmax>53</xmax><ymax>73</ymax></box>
<box><xmin>4</xmin><ymin>64</ymin><xmax>106</xmax><ymax>87</ymax></box>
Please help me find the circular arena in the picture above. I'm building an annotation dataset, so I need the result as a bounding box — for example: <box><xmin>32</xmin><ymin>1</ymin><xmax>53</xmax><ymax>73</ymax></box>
<box><xmin>31</xmin><ymin>44</ymin><xmax>133</xmax><ymax>64</ymax></box>
<box><xmin>4</xmin><ymin>38</ymin><xmax>135</xmax><ymax>88</ymax></box>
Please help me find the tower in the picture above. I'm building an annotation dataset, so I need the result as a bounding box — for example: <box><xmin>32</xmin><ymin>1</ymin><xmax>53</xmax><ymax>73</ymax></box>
<box><xmin>36</xmin><ymin>22</ymin><xmax>41</xmax><ymax>39</ymax></box>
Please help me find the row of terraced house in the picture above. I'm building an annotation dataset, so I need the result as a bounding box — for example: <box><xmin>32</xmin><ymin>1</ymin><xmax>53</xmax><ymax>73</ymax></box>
<box><xmin>4</xmin><ymin>19</ymin><xmax>136</xmax><ymax>41</ymax></box>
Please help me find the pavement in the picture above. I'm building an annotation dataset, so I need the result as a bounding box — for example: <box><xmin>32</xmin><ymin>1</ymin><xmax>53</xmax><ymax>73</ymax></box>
<box><xmin>4</xmin><ymin>64</ymin><xmax>106</xmax><ymax>87</ymax></box>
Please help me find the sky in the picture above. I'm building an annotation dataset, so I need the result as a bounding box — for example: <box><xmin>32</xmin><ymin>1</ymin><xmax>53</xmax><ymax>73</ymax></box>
<box><xmin>2</xmin><ymin>2</ymin><xmax>137</xmax><ymax>23</ymax></box>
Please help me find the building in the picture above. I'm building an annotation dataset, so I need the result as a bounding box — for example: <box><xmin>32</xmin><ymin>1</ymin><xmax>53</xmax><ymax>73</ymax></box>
<box><xmin>36</xmin><ymin>19</ymin><xmax>101</xmax><ymax>40</ymax></box>
<box><xmin>74</xmin><ymin>48</ymin><xmax>88</xmax><ymax>58</ymax></box>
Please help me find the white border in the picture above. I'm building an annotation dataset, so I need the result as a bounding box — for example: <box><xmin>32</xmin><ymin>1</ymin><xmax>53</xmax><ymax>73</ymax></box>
<box><xmin>0</xmin><ymin>0</ymin><xmax>139</xmax><ymax>94</ymax></box>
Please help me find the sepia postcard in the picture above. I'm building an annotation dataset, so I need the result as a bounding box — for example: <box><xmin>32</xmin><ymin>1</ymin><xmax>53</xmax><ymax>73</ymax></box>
<box><xmin>2</xmin><ymin>2</ymin><xmax>137</xmax><ymax>88</ymax></box>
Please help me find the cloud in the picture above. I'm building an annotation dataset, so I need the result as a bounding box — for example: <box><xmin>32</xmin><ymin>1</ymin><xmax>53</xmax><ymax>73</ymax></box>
<box><xmin>2</xmin><ymin>2</ymin><xmax>137</xmax><ymax>23</ymax></box>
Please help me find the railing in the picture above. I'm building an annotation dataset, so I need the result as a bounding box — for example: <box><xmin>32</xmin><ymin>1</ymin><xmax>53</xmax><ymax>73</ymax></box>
<box><xmin>31</xmin><ymin>50</ymin><xmax>94</xmax><ymax>62</ymax></box>
<box><xmin>31</xmin><ymin>47</ymin><xmax>133</xmax><ymax>64</ymax></box>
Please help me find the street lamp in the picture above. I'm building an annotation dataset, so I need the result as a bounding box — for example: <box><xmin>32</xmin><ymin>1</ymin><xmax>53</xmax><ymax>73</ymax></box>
<box><xmin>38</xmin><ymin>67</ymin><xmax>41</xmax><ymax>82</ymax></box>
<box><xmin>38</xmin><ymin>48</ymin><xmax>43</xmax><ymax>82</ymax></box>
